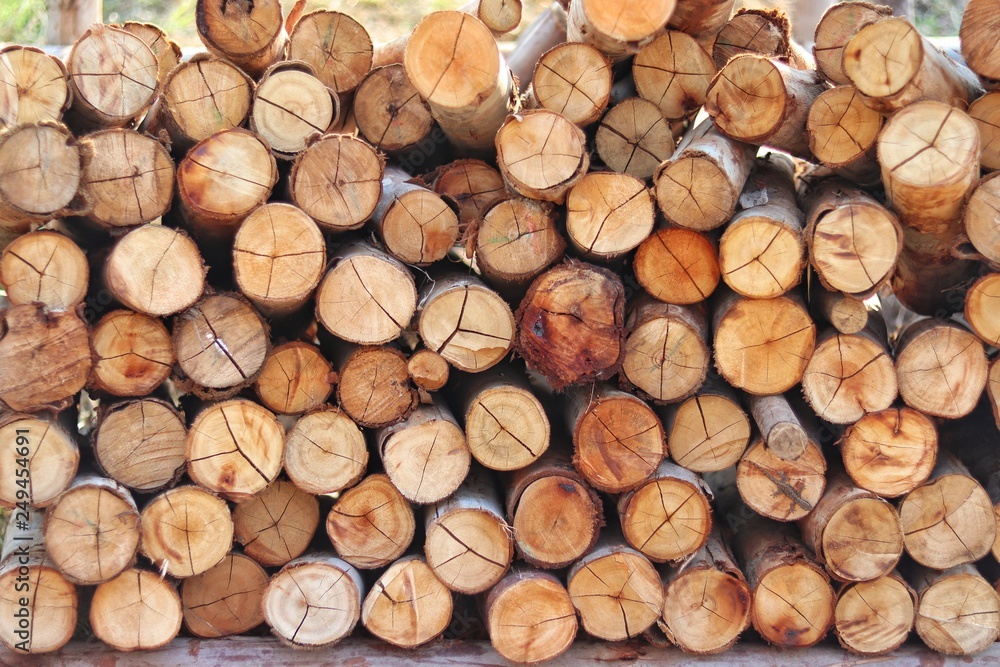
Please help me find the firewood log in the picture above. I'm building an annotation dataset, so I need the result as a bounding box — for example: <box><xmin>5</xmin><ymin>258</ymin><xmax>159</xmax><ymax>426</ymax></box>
<box><xmin>284</xmin><ymin>407</ymin><xmax>367</xmax><ymax>495</ymax></box>
<box><xmin>116</xmin><ymin>22</ymin><xmax>180</xmax><ymax>85</ymax></box>
<box><xmin>92</xmin><ymin>398</ymin><xmax>185</xmax><ymax>493</ymax></box>
<box><xmin>737</xmin><ymin>436</ymin><xmax>827</xmax><ymax>522</ymax></box>
<box><xmin>812</xmin><ymin>3</ymin><xmax>891</xmax><ymax>84</ymax></box>
<box><xmin>594</xmin><ymin>97</ymin><xmax>674</xmax><ymax>179</ymax></box>
<box><xmin>805</xmin><ymin>87</ymin><xmax>883</xmax><ymax>186</ymax></box>
<box><xmin>361</xmin><ymin>555</ymin><xmax>453</xmax><ymax>648</ymax></box>
<box><xmin>0</xmin><ymin>412</ymin><xmax>78</xmax><ymax>508</ymax></box>
<box><xmin>354</xmin><ymin>64</ymin><xmax>434</xmax><ymax>153</ymax></box>
<box><xmin>964</xmin><ymin>273</ymin><xmax>1000</xmax><ymax>346</ymax></box>
<box><xmin>408</xmin><ymin>349</ymin><xmax>450</xmax><ymax>392</ymax></box>
<box><xmin>0</xmin><ymin>46</ymin><xmax>70</xmax><ymax>126</ymax></box>
<box><xmin>89</xmin><ymin>310</ymin><xmax>174</xmax><ymax>397</ymax></box>
<box><xmin>991</xmin><ymin>357</ymin><xmax>1000</xmax><ymax>430</ymax></box>
<box><xmin>912</xmin><ymin>563</ymin><xmax>1000</xmax><ymax>656</ymax></box>
<box><xmin>461</xmin><ymin>0</ymin><xmax>522</xmax><ymax>36</ymax></box>
<box><xmin>810</xmin><ymin>285</ymin><xmax>869</xmax><ymax>334</ymax></box>
<box><xmin>964</xmin><ymin>172</ymin><xmax>1000</xmax><ymax>268</ymax></box>
<box><xmin>747</xmin><ymin>393</ymin><xmax>809</xmax><ymax>461</ymax></box>
<box><xmin>668</xmin><ymin>0</ymin><xmax>735</xmax><ymax>44</ymax></box>
<box><xmin>433</xmin><ymin>159</ymin><xmax>506</xmax><ymax>227</ymax></box>
<box><xmin>181</xmin><ymin>552</ymin><xmax>267</xmax><ymax>638</ymax></box>
<box><xmin>633</xmin><ymin>31</ymin><xmax>716</xmax><ymax>122</ymax></box>
<box><xmin>506</xmin><ymin>2</ymin><xmax>567</xmax><ymax>86</ymax></box>
<box><xmin>712</xmin><ymin>8</ymin><xmax>798</xmax><ymax>70</ymax></box>
<box><xmin>254</xmin><ymin>342</ymin><xmax>334</xmax><ymax>415</ymax></box>
<box><xmin>233</xmin><ymin>480</ymin><xmax>319</xmax><ymax>567</ymax></box>
<box><xmin>370</xmin><ymin>167</ymin><xmax>460</xmax><ymax>265</ymax></box>
<box><xmin>969</xmin><ymin>92</ymin><xmax>1000</xmax><ymax>172</ymax></box>
<box><xmin>139</xmin><ymin>484</ymin><xmax>233</xmax><ymax>578</ymax></box>
<box><xmin>527</xmin><ymin>43</ymin><xmax>612</xmax><ymax>127</ymax></box>
<box><xmin>566</xmin><ymin>0</ymin><xmax>675</xmax><ymax>61</ymax></box>
<box><xmin>195</xmin><ymin>0</ymin><xmax>284</xmax><ymax>78</ymax></box>
<box><xmin>834</xmin><ymin>572</ymin><xmax>916</xmax><ymax>655</ymax></box>
<box><xmin>661</xmin><ymin>378</ymin><xmax>750</xmax><ymax>473</ymax></box>
<box><xmin>90</xmin><ymin>568</ymin><xmax>182</xmax><ymax>651</ymax></box>
<box><xmin>105</xmin><ymin>225</ymin><xmax>205</xmax><ymax>317</ymax></box>
<box><xmin>325</xmin><ymin>474</ymin><xmax>415</xmax><ymax>569</ymax></box>
<box><xmin>485</xmin><ymin>567</ymin><xmax>577</xmax><ymax>663</ymax></box>
<box><xmin>496</xmin><ymin>109</ymin><xmax>589</xmax><ymax>203</ymax></box>
<box><xmin>250</xmin><ymin>62</ymin><xmax>339</xmax><ymax>158</ymax></box>
<box><xmin>287</xmin><ymin>10</ymin><xmax>373</xmax><ymax>95</ymax></box>
<box><xmin>633</xmin><ymin>227</ymin><xmax>720</xmax><ymax>305</ymax></box>
<box><xmin>0</xmin><ymin>230</ymin><xmax>88</xmax><ymax>310</ymax></box>
<box><xmin>565</xmin><ymin>172</ymin><xmax>654</xmax><ymax>263</ymax></box>
<box><xmin>331</xmin><ymin>344</ymin><xmax>417</xmax><ymax>428</ymax></box>
<box><xmin>840</xmin><ymin>406</ymin><xmax>938</xmax><ymax>498</ymax></box>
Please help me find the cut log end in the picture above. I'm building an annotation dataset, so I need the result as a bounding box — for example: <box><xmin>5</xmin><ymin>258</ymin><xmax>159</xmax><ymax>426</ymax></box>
<box><xmin>737</xmin><ymin>438</ymin><xmax>827</xmax><ymax>522</ymax></box>
<box><xmin>139</xmin><ymin>485</ymin><xmax>234</xmax><ymax>578</ymax></box>
<box><xmin>264</xmin><ymin>556</ymin><xmax>364</xmax><ymax>648</ymax></box>
<box><xmin>496</xmin><ymin>110</ymin><xmax>590</xmax><ymax>203</ymax></box>
<box><xmin>181</xmin><ymin>553</ymin><xmax>267</xmax><ymax>639</ymax></box>
<box><xmin>326</xmin><ymin>474</ymin><xmax>415</xmax><ymax>569</ymax></box>
<box><xmin>0</xmin><ymin>231</ymin><xmax>88</xmax><ymax>310</ymax></box>
<box><xmin>80</xmin><ymin>130</ymin><xmax>174</xmax><ymax>228</ymax></box>
<box><xmin>93</xmin><ymin>399</ymin><xmax>186</xmax><ymax>493</ymax></box>
<box><xmin>90</xmin><ymin>310</ymin><xmax>175</xmax><ymax>398</ymax></box>
<box><xmin>287</xmin><ymin>10</ymin><xmax>373</xmax><ymax>95</ymax></box>
<box><xmin>90</xmin><ymin>569</ymin><xmax>182</xmax><ymax>651</ymax></box>
<box><xmin>234</xmin><ymin>480</ymin><xmax>320</xmax><ymax>567</ymax></box>
<box><xmin>284</xmin><ymin>408</ymin><xmax>368</xmax><ymax>496</ymax></box>
<box><xmin>486</xmin><ymin>569</ymin><xmax>577</xmax><ymax>664</ymax></box>
<box><xmin>254</xmin><ymin>342</ymin><xmax>334</xmax><ymax>415</ymax></box>
<box><xmin>362</xmin><ymin>556</ymin><xmax>453</xmax><ymax>649</ymax></box>
<box><xmin>835</xmin><ymin>575</ymin><xmax>915</xmax><ymax>656</ymax></box>
<box><xmin>106</xmin><ymin>225</ymin><xmax>205</xmax><ymax>317</ymax></box>
<box><xmin>619</xmin><ymin>463</ymin><xmax>712</xmax><ymax>562</ymax></box>
<box><xmin>841</xmin><ymin>407</ymin><xmax>938</xmax><ymax>498</ymax></box>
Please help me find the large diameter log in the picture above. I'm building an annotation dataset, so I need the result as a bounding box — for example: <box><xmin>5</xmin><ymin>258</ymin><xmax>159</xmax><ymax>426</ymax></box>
<box><xmin>371</xmin><ymin>167</ymin><xmax>460</xmax><ymax>265</ymax></box>
<box><xmin>176</xmin><ymin>129</ymin><xmax>279</xmax><ymax>244</ymax></box>
<box><xmin>354</xmin><ymin>64</ymin><xmax>433</xmax><ymax>152</ymax></box>
<box><xmin>506</xmin><ymin>450</ymin><xmax>602</xmax><ymax>568</ymax></box>
<box><xmin>140</xmin><ymin>485</ymin><xmax>234</xmax><ymax>578</ymax></box>
<box><xmin>264</xmin><ymin>554</ymin><xmax>365</xmax><ymax>648</ymax></box>
<box><xmin>844</xmin><ymin>18</ymin><xmax>983</xmax><ymax>114</ymax></box>
<box><xmin>434</xmin><ymin>159</ymin><xmax>506</xmax><ymax>227</ymax></box>
<box><xmin>734</xmin><ymin>515</ymin><xmax>836</xmax><ymax>648</ymax></box>
<box><xmin>90</xmin><ymin>569</ymin><xmax>182</xmax><ymax>651</ymax></box>
<box><xmin>250</xmin><ymin>62</ymin><xmax>339</xmax><ymax>158</ymax></box>
<box><xmin>496</xmin><ymin>110</ymin><xmax>589</xmax><ymax>203</ymax></box>
<box><xmin>659</xmin><ymin>525</ymin><xmax>752</xmax><ymax>654</ymax></box>
<box><xmin>516</xmin><ymin>262</ymin><xmax>625</xmax><ymax>389</ymax></box>
<box><xmin>254</xmin><ymin>342</ymin><xmax>334</xmax><ymax>415</ymax></box>
<box><xmin>334</xmin><ymin>345</ymin><xmax>417</xmax><ymax>428</ymax></box>
<box><xmin>284</xmin><ymin>407</ymin><xmax>367</xmax><ymax>495</ymax></box>
<box><xmin>706</xmin><ymin>55</ymin><xmax>827</xmax><ymax>160</ymax></box>
<box><xmin>899</xmin><ymin>452</ymin><xmax>996</xmax><ymax>570</ymax></box>
<box><xmin>719</xmin><ymin>155</ymin><xmax>806</xmax><ymax>299</ymax></box>
<box><xmin>913</xmin><ymin>564</ymin><xmax>1000</xmax><ymax>656</ymax></box>
<box><xmin>618</xmin><ymin>461</ymin><xmax>712</xmax><ymax>562</ymax></box>
<box><xmin>806</xmin><ymin>86</ymin><xmax>883</xmax><ymax>186</ymax></box>
<box><xmin>326</xmin><ymin>474</ymin><xmax>415</xmax><ymax>569</ymax></box>
<box><xmin>475</xmin><ymin>196</ymin><xmax>566</xmax><ymax>294</ymax></box>
<box><xmin>182</xmin><ymin>553</ymin><xmax>267</xmax><ymax>638</ymax></box>
<box><xmin>0</xmin><ymin>304</ymin><xmax>91</xmax><ymax>413</ymax></box>
<box><xmin>662</xmin><ymin>379</ymin><xmax>750</xmax><ymax>473</ymax></box>
<box><xmin>565</xmin><ymin>172</ymin><xmax>653</xmax><ymax>263</ymax></box>
<box><xmin>712</xmin><ymin>9</ymin><xmax>798</xmax><ymax>69</ymax></box>
<box><xmin>567</xmin><ymin>383</ymin><xmax>665</xmax><ymax>493</ymax></box>
<box><xmin>424</xmin><ymin>470</ymin><xmax>513</xmax><ymax>594</ymax></box>
<box><xmin>0</xmin><ymin>413</ymin><xmax>78</xmax><ymax>508</ymax></box>
<box><xmin>90</xmin><ymin>310</ymin><xmax>174</xmax><ymax>398</ymax></box>
<box><xmin>712</xmin><ymin>290</ymin><xmax>816</xmax><ymax>395</ymax></box>
<box><xmin>747</xmin><ymin>393</ymin><xmax>809</xmax><ymax>462</ymax></box>
<box><xmin>377</xmin><ymin>402</ymin><xmax>471</xmax><ymax>504</ymax></box>
<box><xmin>595</xmin><ymin>97</ymin><xmax>674</xmax><ymax>179</ymax></box>
<box><xmin>93</xmin><ymin>398</ymin><xmax>185</xmax><ymax>493</ymax></box>
<box><xmin>0</xmin><ymin>46</ymin><xmax>70</xmax><ymax>126</ymax></box>
<box><xmin>964</xmin><ymin>171</ymin><xmax>1000</xmax><ymax>268</ymax></box>
<box><xmin>633</xmin><ymin>31</ymin><xmax>716</xmax><ymax>122</ymax></box>
<box><xmin>961</xmin><ymin>0</ymin><xmax>1000</xmax><ymax>82</ymax></box>
<box><xmin>67</xmin><ymin>25</ymin><xmax>158</xmax><ymax>128</ymax></box>
<box><xmin>567</xmin><ymin>0</ymin><xmax>676</xmax><ymax>61</ymax></box>
<box><xmin>529</xmin><ymin>42</ymin><xmax>611</xmax><ymax>127</ymax></box>
<box><xmin>196</xmin><ymin>0</ymin><xmax>284</xmax><ymax>78</ymax></box>
<box><xmin>404</xmin><ymin>11</ymin><xmax>517</xmax><ymax>153</ymax></box>
<box><xmin>653</xmin><ymin>118</ymin><xmax>756</xmax><ymax>232</ymax></box>
<box><xmin>834</xmin><ymin>573</ymin><xmax>916</xmax><ymax>655</ymax></box>
<box><xmin>737</xmin><ymin>437</ymin><xmax>827</xmax><ymax>522</ymax></box>
<box><xmin>633</xmin><ymin>227</ymin><xmax>720</xmax><ymax>305</ymax></box>
<box><xmin>287</xmin><ymin>10</ymin><xmax>373</xmax><ymax>95</ymax></box>
<box><xmin>813</xmin><ymin>1</ymin><xmax>893</xmax><ymax>84</ymax></box>
<box><xmin>362</xmin><ymin>555</ymin><xmax>453</xmax><ymax>648</ymax></box>
<box><xmin>965</xmin><ymin>273</ymin><xmax>1000</xmax><ymax>346</ymax></box>
<box><xmin>234</xmin><ymin>480</ymin><xmax>319</xmax><ymax>567</ymax></box>
<box><xmin>895</xmin><ymin>318</ymin><xmax>988</xmax><ymax>419</ymax></box>
<box><xmin>485</xmin><ymin>568</ymin><xmax>577</xmax><ymax>663</ymax></box>
<box><xmin>841</xmin><ymin>407</ymin><xmax>938</xmax><ymax>498</ymax></box>
<box><xmin>105</xmin><ymin>225</ymin><xmax>205</xmax><ymax>317</ymax></box>
<box><xmin>0</xmin><ymin>230</ymin><xmax>87</xmax><ymax>310</ymax></box>
<box><xmin>567</xmin><ymin>534</ymin><xmax>663</xmax><ymax>640</ymax></box>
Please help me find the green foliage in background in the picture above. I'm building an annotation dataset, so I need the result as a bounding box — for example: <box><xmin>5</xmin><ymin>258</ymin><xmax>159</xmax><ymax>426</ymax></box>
<box><xmin>0</xmin><ymin>0</ymin><xmax>46</xmax><ymax>44</ymax></box>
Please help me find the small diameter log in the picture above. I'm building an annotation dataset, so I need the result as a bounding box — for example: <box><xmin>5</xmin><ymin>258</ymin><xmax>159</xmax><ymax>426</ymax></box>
<box><xmin>371</xmin><ymin>167</ymin><xmax>460</xmax><ymax>265</ymax></box>
<box><xmin>424</xmin><ymin>471</ymin><xmax>513</xmax><ymax>594</ymax></box>
<box><xmin>43</xmin><ymin>474</ymin><xmax>140</xmax><ymax>585</ymax></box>
<box><xmin>335</xmin><ymin>345</ymin><xmax>418</xmax><ymax>428</ymax></box>
<box><xmin>841</xmin><ymin>407</ymin><xmax>938</xmax><ymax>498</ymax></box>
<box><xmin>254</xmin><ymin>342</ymin><xmax>334</xmax><ymax>416</ymax></box>
<box><xmin>654</xmin><ymin>118</ymin><xmax>756</xmax><ymax>232</ymax></box>
<box><xmin>233</xmin><ymin>480</ymin><xmax>319</xmax><ymax>567</ymax></box>
<box><xmin>747</xmin><ymin>393</ymin><xmax>809</xmax><ymax>462</ymax></box>
<box><xmin>284</xmin><ymin>407</ymin><xmax>367</xmax><ymax>495</ymax></box>
<box><xmin>93</xmin><ymin>398</ymin><xmax>186</xmax><ymax>493</ymax></box>
<box><xmin>0</xmin><ymin>46</ymin><xmax>70</xmax><ymax>126</ymax></box>
<box><xmin>529</xmin><ymin>42</ymin><xmax>612</xmax><ymax>127</ymax></box>
<box><xmin>233</xmin><ymin>202</ymin><xmax>326</xmax><ymax>317</ymax></box>
<box><xmin>663</xmin><ymin>380</ymin><xmax>750</xmax><ymax>473</ymax></box>
<box><xmin>195</xmin><ymin>0</ymin><xmax>284</xmax><ymax>79</ymax></box>
<box><xmin>567</xmin><ymin>383</ymin><xmax>665</xmax><ymax>494</ymax></box>
<box><xmin>288</xmin><ymin>133</ymin><xmax>384</xmax><ymax>233</ymax></box>
<box><xmin>734</xmin><ymin>515</ymin><xmax>836</xmax><ymax>648</ymax></box>
<box><xmin>970</xmin><ymin>91</ymin><xmax>1000</xmax><ymax>172</ymax></box>
<box><xmin>157</xmin><ymin>56</ymin><xmax>254</xmax><ymax>151</ymax></box>
<box><xmin>250</xmin><ymin>62</ymin><xmax>339</xmax><ymax>158</ymax></box>
<box><xmin>90</xmin><ymin>310</ymin><xmax>173</xmax><ymax>398</ymax></box>
<box><xmin>377</xmin><ymin>402</ymin><xmax>471</xmax><ymax>504</ymax></box>
<box><xmin>844</xmin><ymin>18</ymin><xmax>983</xmax><ymax>114</ymax></box>
<box><xmin>90</xmin><ymin>569</ymin><xmax>182</xmax><ymax>651</ymax></box>
<box><xmin>404</xmin><ymin>11</ymin><xmax>517</xmax><ymax>153</ymax></box>
<box><xmin>594</xmin><ymin>97</ymin><xmax>674</xmax><ymax>179</ymax></box>
<box><xmin>485</xmin><ymin>568</ymin><xmax>577</xmax><ymax>663</ymax></box>
<box><xmin>174</xmin><ymin>294</ymin><xmax>270</xmax><ymax>400</ymax></box>
<box><xmin>506</xmin><ymin>450</ymin><xmax>602</xmax><ymax>568</ymax></box>
<box><xmin>434</xmin><ymin>159</ymin><xmax>506</xmax><ymax>227</ymax></box>
<box><xmin>633</xmin><ymin>227</ymin><xmax>720</xmax><ymax>305</ymax></box>
<box><xmin>799</xmin><ymin>468</ymin><xmax>903</xmax><ymax>582</ymax></box>
<box><xmin>660</xmin><ymin>525</ymin><xmax>751</xmax><ymax>654</ymax></box>
<box><xmin>622</xmin><ymin>299</ymin><xmax>710</xmax><ymax>404</ymax></box>
<box><xmin>812</xmin><ymin>2</ymin><xmax>892</xmax><ymax>84</ymax></box>
<box><xmin>264</xmin><ymin>554</ymin><xmax>365</xmax><ymax>648</ymax></box>
<box><xmin>567</xmin><ymin>0</ymin><xmax>676</xmax><ymax>61</ymax></box>
<box><xmin>461</xmin><ymin>0</ymin><xmax>522</xmax><ymax>35</ymax></box>
<box><xmin>618</xmin><ymin>461</ymin><xmax>712</xmax><ymax>562</ymax></box>
<box><xmin>963</xmin><ymin>0</ymin><xmax>1000</xmax><ymax>81</ymax></box>
<box><xmin>459</xmin><ymin>369</ymin><xmax>550</xmax><ymax>471</ymax></box>
<box><xmin>326</xmin><ymin>474</ymin><xmax>415</xmax><ymax>569</ymax></box>
<box><xmin>565</xmin><ymin>172</ymin><xmax>654</xmax><ymax>262</ymax></box>
<box><xmin>965</xmin><ymin>172</ymin><xmax>1000</xmax><ymax>267</ymax></box>
<box><xmin>176</xmin><ymin>129</ymin><xmax>278</xmax><ymax>243</ymax></box>
<box><xmin>67</xmin><ymin>25</ymin><xmax>158</xmax><ymax>128</ymax></box>
<box><xmin>0</xmin><ymin>515</ymin><xmax>76</xmax><ymax>653</ymax></box>
<box><xmin>362</xmin><ymin>555</ymin><xmax>453</xmax><ymax>648</ymax></box>
<box><xmin>835</xmin><ymin>573</ymin><xmax>916</xmax><ymax>656</ymax></box>
<box><xmin>878</xmin><ymin>101</ymin><xmax>980</xmax><ymax>235</ymax></box>
<box><xmin>182</xmin><ymin>553</ymin><xmax>267</xmax><ymax>638</ymax></box>
<box><xmin>806</xmin><ymin>86</ymin><xmax>883</xmax><ymax>187</ymax></box>
<box><xmin>516</xmin><ymin>262</ymin><xmax>625</xmax><ymax>389</ymax></box>
<box><xmin>287</xmin><ymin>10</ymin><xmax>373</xmax><ymax>95</ymax></box>
<box><xmin>117</xmin><ymin>22</ymin><xmax>181</xmax><ymax>85</ymax></box>
<box><xmin>810</xmin><ymin>287</ymin><xmax>868</xmax><ymax>335</ymax></box>
<box><xmin>633</xmin><ymin>31</ymin><xmax>716</xmax><ymax>122</ymax></box>
<box><xmin>706</xmin><ymin>55</ymin><xmax>826</xmax><ymax>160</ymax></box>
<box><xmin>0</xmin><ymin>122</ymin><xmax>84</xmax><ymax>234</ymax></box>
<box><xmin>354</xmin><ymin>64</ymin><xmax>433</xmax><ymax>153</ymax></box>
<box><xmin>79</xmin><ymin>129</ymin><xmax>174</xmax><ymax>229</ymax></box>
<box><xmin>0</xmin><ymin>304</ymin><xmax>91</xmax><ymax>413</ymax></box>
<box><xmin>895</xmin><ymin>318</ymin><xmax>988</xmax><ymax>419</ymax></box>
<box><xmin>712</xmin><ymin>9</ymin><xmax>792</xmax><ymax>70</ymax></box>
<box><xmin>0</xmin><ymin>230</ymin><xmax>88</xmax><ymax>310</ymax></box>
<box><xmin>900</xmin><ymin>452</ymin><xmax>996</xmax><ymax>570</ymax></box>
<box><xmin>719</xmin><ymin>155</ymin><xmax>806</xmax><ymax>299</ymax></box>
<box><xmin>409</xmin><ymin>349</ymin><xmax>450</xmax><ymax>392</ymax></box>
<box><xmin>0</xmin><ymin>413</ymin><xmax>78</xmax><ymax>508</ymax></box>
<box><xmin>418</xmin><ymin>274</ymin><xmax>516</xmax><ymax>373</ymax></box>
<box><xmin>496</xmin><ymin>110</ymin><xmax>589</xmax><ymax>203</ymax></box>
<box><xmin>105</xmin><ymin>225</ymin><xmax>205</xmax><ymax>317</ymax></box>
<box><xmin>187</xmin><ymin>399</ymin><xmax>284</xmax><ymax>501</ymax></box>
<box><xmin>475</xmin><ymin>196</ymin><xmax>565</xmax><ymax>294</ymax></box>
<box><xmin>712</xmin><ymin>291</ymin><xmax>816</xmax><ymax>395</ymax></box>
<box><xmin>892</xmin><ymin>228</ymin><xmax>978</xmax><ymax>317</ymax></box>
<box><xmin>140</xmin><ymin>485</ymin><xmax>233</xmax><ymax>578</ymax></box>
<box><xmin>913</xmin><ymin>564</ymin><xmax>1000</xmax><ymax>656</ymax></box>
<box><xmin>737</xmin><ymin>437</ymin><xmax>827</xmax><ymax>522</ymax></box>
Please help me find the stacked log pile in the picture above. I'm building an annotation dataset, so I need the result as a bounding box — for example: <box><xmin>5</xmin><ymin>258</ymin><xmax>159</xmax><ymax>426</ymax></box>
<box><xmin>1</xmin><ymin>0</ymin><xmax>1000</xmax><ymax>660</ymax></box>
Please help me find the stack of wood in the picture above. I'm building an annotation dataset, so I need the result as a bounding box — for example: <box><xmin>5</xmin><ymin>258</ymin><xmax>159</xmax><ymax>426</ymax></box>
<box><xmin>2</xmin><ymin>0</ymin><xmax>1000</xmax><ymax>660</ymax></box>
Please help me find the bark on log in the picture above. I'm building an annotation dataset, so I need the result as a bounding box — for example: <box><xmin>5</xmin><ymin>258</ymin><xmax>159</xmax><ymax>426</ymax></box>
<box><xmin>105</xmin><ymin>225</ymin><xmax>205</xmax><ymax>317</ymax></box>
<box><xmin>485</xmin><ymin>567</ymin><xmax>577</xmax><ymax>663</ymax></box>
<box><xmin>250</xmin><ymin>62</ymin><xmax>340</xmax><ymax>158</ymax></box>
<box><xmin>712</xmin><ymin>9</ymin><xmax>794</xmax><ymax>70</ymax></box>
<box><xmin>326</xmin><ymin>474</ymin><xmax>415</xmax><ymax>569</ymax></box>
<box><xmin>594</xmin><ymin>97</ymin><xmax>674</xmax><ymax>179</ymax></box>
<box><xmin>0</xmin><ymin>412</ymin><xmax>78</xmax><ymax>508</ymax></box>
<box><xmin>802</xmin><ymin>327</ymin><xmax>897</xmax><ymax>424</ymax></box>
<box><xmin>496</xmin><ymin>109</ymin><xmax>589</xmax><ymax>203</ymax></box>
<box><xmin>528</xmin><ymin>42</ymin><xmax>611</xmax><ymax>127</ymax></box>
<box><xmin>181</xmin><ymin>552</ymin><xmax>267</xmax><ymax>638</ymax></box>
<box><xmin>139</xmin><ymin>484</ymin><xmax>234</xmax><ymax>578</ymax></box>
<box><xmin>991</xmin><ymin>357</ymin><xmax>1000</xmax><ymax>431</ymax></box>
<box><xmin>433</xmin><ymin>159</ymin><xmax>506</xmax><ymax>228</ymax></box>
<box><xmin>284</xmin><ymin>407</ymin><xmax>367</xmax><ymax>496</ymax></box>
<box><xmin>566</xmin><ymin>0</ymin><xmax>676</xmax><ymax>61</ymax></box>
<box><xmin>506</xmin><ymin>2</ymin><xmax>567</xmax><ymax>87</ymax></box>
<box><xmin>806</xmin><ymin>86</ymin><xmax>883</xmax><ymax>187</ymax></box>
<box><xmin>565</xmin><ymin>172</ymin><xmax>654</xmax><ymax>263</ymax></box>
<box><xmin>117</xmin><ymin>22</ymin><xmax>181</xmax><ymax>86</ymax></box>
<box><xmin>661</xmin><ymin>378</ymin><xmax>750</xmax><ymax>473</ymax></box>
<box><xmin>834</xmin><ymin>572</ymin><xmax>916</xmax><ymax>655</ymax></box>
<box><xmin>196</xmin><ymin>0</ymin><xmax>285</xmax><ymax>79</ymax></box>
<box><xmin>354</xmin><ymin>64</ymin><xmax>433</xmax><ymax>153</ymax></box>
<box><xmin>90</xmin><ymin>568</ymin><xmax>182</xmax><ymax>651</ymax></box>
<box><xmin>633</xmin><ymin>31</ymin><xmax>716</xmax><ymax>122</ymax></box>
<box><xmin>736</xmin><ymin>436</ymin><xmax>827</xmax><ymax>522</ymax></box>
<box><xmin>474</xmin><ymin>196</ymin><xmax>565</xmax><ymax>295</ymax></box>
<box><xmin>371</xmin><ymin>167</ymin><xmax>460</xmax><ymax>265</ymax></box>
<box><xmin>334</xmin><ymin>344</ymin><xmax>417</xmax><ymax>428</ymax></box>
<box><xmin>840</xmin><ymin>406</ymin><xmax>938</xmax><ymax>498</ymax></box>
<box><xmin>668</xmin><ymin>0</ymin><xmax>735</xmax><ymax>44</ymax></box>
<box><xmin>287</xmin><ymin>10</ymin><xmax>373</xmax><ymax>95</ymax></box>
<box><xmin>92</xmin><ymin>398</ymin><xmax>186</xmax><ymax>493</ymax></box>
<box><xmin>233</xmin><ymin>480</ymin><xmax>319</xmax><ymax>567</ymax></box>
<box><xmin>747</xmin><ymin>393</ymin><xmax>809</xmax><ymax>462</ymax></box>
<box><xmin>964</xmin><ymin>171</ymin><xmax>1000</xmax><ymax>268</ymax></box>
<box><xmin>633</xmin><ymin>227</ymin><xmax>720</xmax><ymax>305</ymax></box>
<box><xmin>912</xmin><ymin>564</ymin><xmax>1000</xmax><ymax>656</ymax></box>
<box><xmin>0</xmin><ymin>46</ymin><xmax>70</xmax><ymax>127</ymax></box>
<box><xmin>90</xmin><ymin>310</ymin><xmax>174</xmax><ymax>398</ymax></box>
<box><xmin>253</xmin><ymin>342</ymin><xmax>334</xmax><ymax>415</ymax></box>
<box><xmin>0</xmin><ymin>230</ymin><xmax>88</xmax><ymax>310</ymax></box>
<box><xmin>812</xmin><ymin>2</ymin><xmax>892</xmax><ymax>84</ymax></box>
<box><xmin>361</xmin><ymin>555</ymin><xmax>453</xmax><ymax>648</ymax></box>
